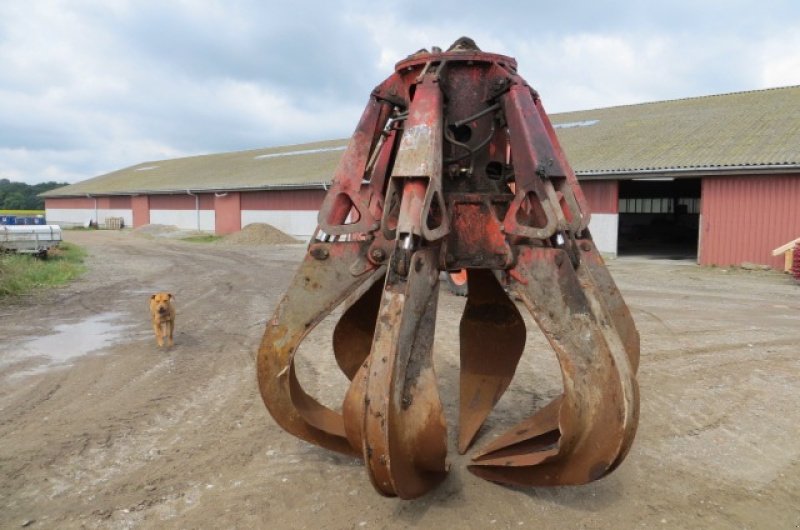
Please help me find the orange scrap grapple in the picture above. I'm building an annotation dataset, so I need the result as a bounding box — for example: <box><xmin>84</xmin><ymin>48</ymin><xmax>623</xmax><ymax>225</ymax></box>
<box><xmin>257</xmin><ymin>38</ymin><xmax>640</xmax><ymax>499</ymax></box>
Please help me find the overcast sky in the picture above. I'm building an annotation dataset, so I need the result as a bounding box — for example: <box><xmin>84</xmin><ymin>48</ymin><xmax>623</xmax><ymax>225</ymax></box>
<box><xmin>2</xmin><ymin>1</ymin><xmax>799</xmax><ymax>185</ymax></box>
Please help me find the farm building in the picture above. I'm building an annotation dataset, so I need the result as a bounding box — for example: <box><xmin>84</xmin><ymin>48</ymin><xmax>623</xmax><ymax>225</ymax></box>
<box><xmin>43</xmin><ymin>85</ymin><xmax>800</xmax><ymax>269</ymax></box>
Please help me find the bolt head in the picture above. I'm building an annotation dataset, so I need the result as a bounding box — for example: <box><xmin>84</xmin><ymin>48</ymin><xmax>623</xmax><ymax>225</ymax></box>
<box><xmin>310</xmin><ymin>247</ymin><xmax>329</xmax><ymax>260</ymax></box>
<box><xmin>370</xmin><ymin>248</ymin><xmax>386</xmax><ymax>262</ymax></box>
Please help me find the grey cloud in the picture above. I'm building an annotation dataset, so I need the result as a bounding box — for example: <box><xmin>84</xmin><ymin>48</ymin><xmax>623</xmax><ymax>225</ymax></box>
<box><xmin>1</xmin><ymin>0</ymin><xmax>799</xmax><ymax>184</ymax></box>
<box><xmin>106</xmin><ymin>2</ymin><xmax>382</xmax><ymax>106</ymax></box>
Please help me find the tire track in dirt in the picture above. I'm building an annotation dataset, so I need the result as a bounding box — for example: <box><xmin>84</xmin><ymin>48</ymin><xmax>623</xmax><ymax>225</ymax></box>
<box><xmin>2</xmin><ymin>232</ymin><xmax>800</xmax><ymax>529</ymax></box>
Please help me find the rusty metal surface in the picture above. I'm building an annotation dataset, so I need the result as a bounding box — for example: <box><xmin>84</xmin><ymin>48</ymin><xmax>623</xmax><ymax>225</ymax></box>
<box><xmin>469</xmin><ymin>247</ymin><xmax>639</xmax><ymax>486</ymax></box>
<box><xmin>458</xmin><ymin>269</ymin><xmax>525</xmax><ymax>453</ymax></box>
<box><xmin>256</xmin><ymin>241</ymin><xmax>380</xmax><ymax>456</ymax></box>
<box><xmin>333</xmin><ymin>274</ymin><xmax>385</xmax><ymax>379</ymax></box>
<box><xmin>362</xmin><ymin>247</ymin><xmax>448</xmax><ymax>498</ymax></box>
<box><xmin>257</xmin><ymin>37</ymin><xmax>640</xmax><ymax>499</ymax></box>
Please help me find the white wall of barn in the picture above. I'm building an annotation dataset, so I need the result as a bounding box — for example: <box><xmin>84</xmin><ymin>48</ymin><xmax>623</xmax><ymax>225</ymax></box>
<box><xmin>45</xmin><ymin>208</ymin><xmax>133</xmax><ymax>228</ymax></box>
<box><xmin>241</xmin><ymin>210</ymin><xmax>318</xmax><ymax>240</ymax></box>
<box><xmin>44</xmin><ymin>192</ymin><xmax>620</xmax><ymax>255</ymax></box>
<box><xmin>588</xmin><ymin>213</ymin><xmax>619</xmax><ymax>256</ymax></box>
<box><xmin>149</xmin><ymin>209</ymin><xmax>215</xmax><ymax>232</ymax></box>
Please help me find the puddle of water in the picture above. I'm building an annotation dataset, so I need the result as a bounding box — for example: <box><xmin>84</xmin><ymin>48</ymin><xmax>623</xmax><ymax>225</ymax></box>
<box><xmin>1</xmin><ymin>312</ymin><xmax>133</xmax><ymax>377</ymax></box>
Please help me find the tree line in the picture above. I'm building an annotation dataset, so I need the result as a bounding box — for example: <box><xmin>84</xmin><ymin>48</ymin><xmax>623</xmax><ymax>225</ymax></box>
<box><xmin>0</xmin><ymin>179</ymin><xmax>69</xmax><ymax>210</ymax></box>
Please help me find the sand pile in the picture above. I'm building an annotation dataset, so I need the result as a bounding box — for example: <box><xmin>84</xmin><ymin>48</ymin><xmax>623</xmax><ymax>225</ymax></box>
<box><xmin>133</xmin><ymin>224</ymin><xmax>206</xmax><ymax>239</ymax></box>
<box><xmin>222</xmin><ymin>223</ymin><xmax>299</xmax><ymax>245</ymax></box>
<box><xmin>132</xmin><ymin>224</ymin><xmax>180</xmax><ymax>237</ymax></box>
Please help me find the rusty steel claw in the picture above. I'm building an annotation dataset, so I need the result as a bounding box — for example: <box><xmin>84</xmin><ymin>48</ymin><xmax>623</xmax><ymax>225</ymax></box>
<box><xmin>469</xmin><ymin>246</ymin><xmax>639</xmax><ymax>486</ymax></box>
<box><xmin>360</xmin><ymin>247</ymin><xmax>448</xmax><ymax>498</ymax></box>
<box><xmin>458</xmin><ymin>269</ymin><xmax>525</xmax><ymax>453</ymax></box>
<box><xmin>333</xmin><ymin>277</ymin><xmax>385</xmax><ymax>380</ymax></box>
<box><xmin>257</xmin><ymin>38</ymin><xmax>640</xmax><ymax>499</ymax></box>
<box><xmin>256</xmin><ymin>241</ymin><xmax>383</xmax><ymax>456</ymax></box>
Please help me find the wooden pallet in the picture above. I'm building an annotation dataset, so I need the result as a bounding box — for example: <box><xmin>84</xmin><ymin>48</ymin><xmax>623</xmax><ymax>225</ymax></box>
<box><xmin>772</xmin><ymin>237</ymin><xmax>800</xmax><ymax>273</ymax></box>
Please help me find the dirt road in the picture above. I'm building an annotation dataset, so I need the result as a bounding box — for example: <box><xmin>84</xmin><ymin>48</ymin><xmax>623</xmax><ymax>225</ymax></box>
<box><xmin>1</xmin><ymin>231</ymin><xmax>799</xmax><ymax>529</ymax></box>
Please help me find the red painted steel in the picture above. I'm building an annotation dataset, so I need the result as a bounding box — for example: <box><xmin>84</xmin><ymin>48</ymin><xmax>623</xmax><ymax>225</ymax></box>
<box><xmin>700</xmin><ymin>174</ymin><xmax>800</xmax><ymax>268</ymax></box>
<box><xmin>214</xmin><ymin>192</ymin><xmax>242</xmax><ymax>235</ymax></box>
<box><xmin>148</xmin><ymin>194</ymin><xmax>214</xmax><ymax>210</ymax></box>
<box><xmin>580</xmin><ymin>180</ymin><xmax>618</xmax><ymax>214</ymax></box>
<box><xmin>240</xmin><ymin>189</ymin><xmax>326</xmax><ymax>211</ymax></box>
<box><xmin>131</xmin><ymin>196</ymin><xmax>150</xmax><ymax>228</ymax></box>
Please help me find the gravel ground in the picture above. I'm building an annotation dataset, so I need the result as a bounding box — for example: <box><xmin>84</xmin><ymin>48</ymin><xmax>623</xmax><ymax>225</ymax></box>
<box><xmin>0</xmin><ymin>230</ymin><xmax>798</xmax><ymax>529</ymax></box>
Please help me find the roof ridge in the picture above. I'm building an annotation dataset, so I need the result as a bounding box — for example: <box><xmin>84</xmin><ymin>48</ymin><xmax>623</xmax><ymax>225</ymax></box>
<box><xmin>552</xmin><ymin>84</ymin><xmax>800</xmax><ymax>116</ymax></box>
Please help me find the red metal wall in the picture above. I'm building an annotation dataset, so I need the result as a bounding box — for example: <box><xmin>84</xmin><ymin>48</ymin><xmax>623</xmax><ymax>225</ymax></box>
<box><xmin>45</xmin><ymin>197</ymin><xmax>93</xmax><ymax>209</ymax></box>
<box><xmin>214</xmin><ymin>192</ymin><xmax>241</xmax><ymax>235</ymax></box>
<box><xmin>700</xmin><ymin>174</ymin><xmax>800</xmax><ymax>268</ymax></box>
<box><xmin>132</xmin><ymin>196</ymin><xmax>150</xmax><ymax>227</ymax></box>
<box><xmin>241</xmin><ymin>189</ymin><xmax>326</xmax><ymax>210</ymax></box>
<box><xmin>45</xmin><ymin>196</ymin><xmax>131</xmax><ymax>209</ymax></box>
<box><xmin>579</xmin><ymin>180</ymin><xmax>618</xmax><ymax>214</ymax></box>
<box><xmin>97</xmin><ymin>196</ymin><xmax>131</xmax><ymax>209</ymax></box>
<box><xmin>149</xmin><ymin>194</ymin><xmax>214</xmax><ymax>210</ymax></box>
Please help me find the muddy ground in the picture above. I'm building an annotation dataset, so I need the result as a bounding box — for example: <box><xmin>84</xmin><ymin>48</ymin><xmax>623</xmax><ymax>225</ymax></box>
<box><xmin>1</xmin><ymin>230</ymin><xmax>798</xmax><ymax>529</ymax></box>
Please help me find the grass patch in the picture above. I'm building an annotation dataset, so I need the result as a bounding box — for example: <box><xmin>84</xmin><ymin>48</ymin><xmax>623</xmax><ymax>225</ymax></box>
<box><xmin>0</xmin><ymin>242</ymin><xmax>87</xmax><ymax>298</ymax></box>
<box><xmin>182</xmin><ymin>234</ymin><xmax>222</xmax><ymax>243</ymax></box>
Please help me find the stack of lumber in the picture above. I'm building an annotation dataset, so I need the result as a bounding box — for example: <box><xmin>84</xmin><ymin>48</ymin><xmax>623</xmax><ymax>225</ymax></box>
<box><xmin>772</xmin><ymin>237</ymin><xmax>800</xmax><ymax>273</ymax></box>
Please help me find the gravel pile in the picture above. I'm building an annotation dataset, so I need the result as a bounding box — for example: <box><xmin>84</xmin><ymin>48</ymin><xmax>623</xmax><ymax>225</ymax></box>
<box><xmin>133</xmin><ymin>224</ymin><xmax>209</xmax><ymax>239</ymax></box>
<box><xmin>132</xmin><ymin>224</ymin><xmax>181</xmax><ymax>237</ymax></box>
<box><xmin>222</xmin><ymin>223</ymin><xmax>299</xmax><ymax>245</ymax></box>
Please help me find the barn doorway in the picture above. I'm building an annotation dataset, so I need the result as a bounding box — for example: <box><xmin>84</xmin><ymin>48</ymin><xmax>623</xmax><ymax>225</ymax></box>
<box><xmin>617</xmin><ymin>178</ymin><xmax>701</xmax><ymax>259</ymax></box>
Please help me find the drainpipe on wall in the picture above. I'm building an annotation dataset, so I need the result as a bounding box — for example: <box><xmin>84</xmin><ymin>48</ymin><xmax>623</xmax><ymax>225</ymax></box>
<box><xmin>186</xmin><ymin>190</ymin><xmax>200</xmax><ymax>231</ymax></box>
<box><xmin>87</xmin><ymin>194</ymin><xmax>97</xmax><ymax>227</ymax></box>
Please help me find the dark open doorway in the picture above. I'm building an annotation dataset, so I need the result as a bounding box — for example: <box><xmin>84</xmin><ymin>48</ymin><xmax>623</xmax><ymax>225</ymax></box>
<box><xmin>617</xmin><ymin>178</ymin><xmax>701</xmax><ymax>259</ymax></box>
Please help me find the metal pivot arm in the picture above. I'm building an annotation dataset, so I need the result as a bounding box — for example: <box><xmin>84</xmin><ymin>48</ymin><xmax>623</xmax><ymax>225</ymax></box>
<box><xmin>534</xmin><ymin>96</ymin><xmax>592</xmax><ymax>232</ymax></box>
<box><xmin>318</xmin><ymin>75</ymin><xmax>401</xmax><ymax>236</ymax></box>
<box><xmin>384</xmin><ymin>73</ymin><xmax>449</xmax><ymax>243</ymax></box>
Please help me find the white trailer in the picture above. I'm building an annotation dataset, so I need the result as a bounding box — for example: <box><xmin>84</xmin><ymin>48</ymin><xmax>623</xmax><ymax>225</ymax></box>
<box><xmin>0</xmin><ymin>225</ymin><xmax>63</xmax><ymax>257</ymax></box>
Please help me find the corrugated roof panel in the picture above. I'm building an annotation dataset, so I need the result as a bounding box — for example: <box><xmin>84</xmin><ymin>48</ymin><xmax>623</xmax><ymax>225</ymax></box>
<box><xmin>557</xmin><ymin>86</ymin><xmax>800</xmax><ymax>174</ymax></box>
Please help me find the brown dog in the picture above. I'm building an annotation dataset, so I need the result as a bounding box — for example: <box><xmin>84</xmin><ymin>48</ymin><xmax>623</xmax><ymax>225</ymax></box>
<box><xmin>149</xmin><ymin>292</ymin><xmax>175</xmax><ymax>348</ymax></box>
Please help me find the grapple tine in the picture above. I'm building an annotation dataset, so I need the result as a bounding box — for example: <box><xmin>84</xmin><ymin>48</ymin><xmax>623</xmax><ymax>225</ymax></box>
<box><xmin>361</xmin><ymin>247</ymin><xmax>448</xmax><ymax>499</ymax></box>
<box><xmin>458</xmin><ymin>269</ymin><xmax>526</xmax><ymax>453</ymax></box>
<box><xmin>468</xmin><ymin>247</ymin><xmax>639</xmax><ymax>486</ymax></box>
<box><xmin>256</xmin><ymin>241</ymin><xmax>381</xmax><ymax>456</ymax></box>
<box><xmin>577</xmin><ymin>239</ymin><xmax>641</xmax><ymax>372</ymax></box>
<box><xmin>471</xmin><ymin>396</ymin><xmax>562</xmax><ymax>460</ymax></box>
<box><xmin>333</xmin><ymin>276</ymin><xmax>385</xmax><ymax>380</ymax></box>
<box><xmin>342</xmin><ymin>353</ymin><xmax>369</xmax><ymax>452</ymax></box>
<box><xmin>573</xmin><ymin>239</ymin><xmax>640</xmax><ymax>471</ymax></box>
